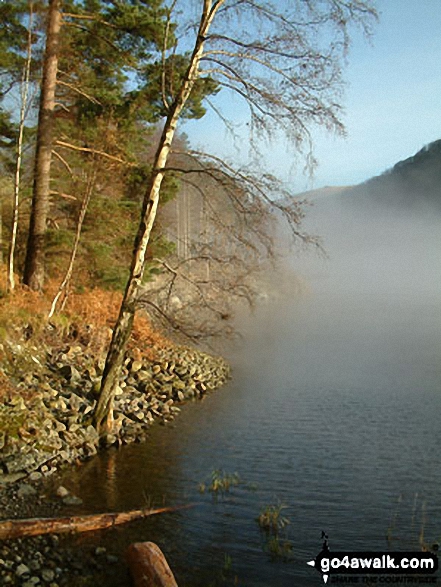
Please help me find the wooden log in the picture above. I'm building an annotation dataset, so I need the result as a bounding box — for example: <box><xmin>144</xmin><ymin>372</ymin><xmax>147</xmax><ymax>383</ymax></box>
<box><xmin>0</xmin><ymin>505</ymin><xmax>190</xmax><ymax>540</ymax></box>
<box><xmin>126</xmin><ymin>542</ymin><xmax>178</xmax><ymax>587</ymax></box>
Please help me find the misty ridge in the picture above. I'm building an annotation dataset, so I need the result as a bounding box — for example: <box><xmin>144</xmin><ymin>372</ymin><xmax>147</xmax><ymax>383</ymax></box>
<box><xmin>327</xmin><ymin>138</ymin><xmax>441</xmax><ymax>211</ymax></box>
<box><xmin>267</xmin><ymin>138</ymin><xmax>441</xmax><ymax>307</ymax></box>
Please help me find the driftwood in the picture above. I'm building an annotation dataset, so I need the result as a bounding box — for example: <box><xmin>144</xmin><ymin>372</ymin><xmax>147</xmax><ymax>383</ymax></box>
<box><xmin>127</xmin><ymin>542</ymin><xmax>178</xmax><ymax>587</ymax></box>
<box><xmin>0</xmin><ymin>505</ymin><xmax>190</xmax><ymax>541</ymax></box>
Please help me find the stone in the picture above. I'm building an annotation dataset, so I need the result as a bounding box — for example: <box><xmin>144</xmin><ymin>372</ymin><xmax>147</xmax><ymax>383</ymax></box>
<box><xmin>29</xmin><ymin>471</ymin><xmax>43</xmax><ymax>482</ymax></box>
<box><xmin>16</xmin><ymin>563</ymin><xmax>30</xmax><ymax>578</ymax></box>
<box><xmin>100</xmin><ymin>433</ymin><xmax>117</xmax><ymax>447</ymax></box>
<box><xmin>17</xmin><ymin>483</ymin><xmax>38</xmax><ymax>499</ymax></box>
<box><xmin>0</xmin><ymin>472</ymin><xmax>27</xmax><ymax>484</ymax></box>
<box><xmin>62</xmin><ymin>495</ymin><xmax>83</xmax><ymax>506</ymax></box>
<box><xmin>126</xmin><ymin>542</ymin><xmax>178</xmax><ymax>587</ymax></box>
<box><xmin>130</xmin><ymin>360</ymin><xmax>143</xmax><ymax>373</ymax></box>
<box><xmin>41</xmin><ymin>568</ymin><xmax>56</xmax><ymax>582</ymax></box>
<box><xmin>28</xmin><ymin>559</ymin><xmax>41</xmax><ymax>572</ymax></box>
<box><xmin>55</xmin><ymin>486</ymin><xmax>69</xmax><ymax>498</ymax></box>
<box><xmin>59</xmin><ymin>364</ymin><xmax>81</xmax><ymax>382</ymax></box>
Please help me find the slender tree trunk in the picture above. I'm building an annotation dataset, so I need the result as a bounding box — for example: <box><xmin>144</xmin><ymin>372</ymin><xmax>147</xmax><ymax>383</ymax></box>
<box><xmin>48</xmin><ymin>167</ymin><xmax>96</xmax><ymax>318</ymax></box>
<box><xmin>94</xmin><ymin>0</ymin><xmax>224</xmax><ymax>434</ymax></box>
<box><xmin>8</xmin><ymin>1</ymin><xmax>34</xmax><ymax>292</ymax></box>
<box><xmin>0</xmin><ymin>201</ymin><xmax>3</xmax><ymax>266</ymax></box>
<box><xmin>23</xmin><ymin>0</ymin><xmax>62</xmax><ymax>291</ymax></box>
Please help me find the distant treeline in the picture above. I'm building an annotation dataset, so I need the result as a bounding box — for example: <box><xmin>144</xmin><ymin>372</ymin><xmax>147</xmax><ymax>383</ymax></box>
<box><xmin>347</xmin><ymin>139</ymin><xmax>441</xmax><ymax>209</ymax></box>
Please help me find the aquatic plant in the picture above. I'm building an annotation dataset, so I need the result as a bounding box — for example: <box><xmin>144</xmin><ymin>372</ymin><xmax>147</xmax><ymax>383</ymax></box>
<box><xmin>266</xmin><ymin>535</ymin><xmax>293</xmax><ymax>559</ymax></box>
<box><xmin>257</xmin><ymin>502</ymin><xmax>290</xmax><ymax>533</ymax></box>
<box><xmin>257</xmin><ymin>501</ymin><xmax>294</xmax><ymax>560</ymax></box>
<box><xmin>199</xmin><ymin>470</ymin><xmax>241</xmax><ymax>495</ymax></box>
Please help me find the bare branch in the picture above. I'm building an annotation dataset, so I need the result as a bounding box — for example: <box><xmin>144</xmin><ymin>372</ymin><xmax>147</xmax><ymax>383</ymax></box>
<box><xmin>51</xmin><ymin>149</ymin><xmax>75</xmax><ymax>177</ymax></box>
<box><xmin>57</xmin><ymin>79</ymin><xmax>101</xmax><ymax>105</ymax></box>
<box><xmin>54</xmin><ymin>140</ymin><xmax>136</xmax><ymax>166</ymax></box>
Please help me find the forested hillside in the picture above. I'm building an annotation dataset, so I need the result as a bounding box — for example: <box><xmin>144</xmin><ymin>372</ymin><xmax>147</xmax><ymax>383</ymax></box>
<box><xmin>346</xmin><ymin>139</ymin><xmax>441</xmax><ymax>208</ymax></box>
<box><xmin>295</xmin><ymin>140</ymin><xmax>441</xmax><ymax>210</ymax></box>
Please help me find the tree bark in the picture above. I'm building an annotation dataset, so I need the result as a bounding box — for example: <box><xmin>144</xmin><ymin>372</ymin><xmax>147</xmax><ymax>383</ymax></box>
<box><xmin>94</xmin><ymin>1</ymin><xmax>225</xmax><ymax>434</ymax></box>
<box><xmin>126</xmin><ymin>542</ymin><xmax>178</xmax><ymax>587</ymax></box>
<box><xmin>0</xmin><ymin>505</ymin><xmax>188</xmax><ymax>540</ymax></box>
<box><xmin>23</xmin><ymin>0</ymin><xmax>62</xmax><ymax>291</ymax></box>
<box><xmin>48</xmin><ymin>167</ymin><xmax>96</xmax><ymax>318</ymax></box>
<box><xmin>8</xmin><ymin>1</ymin><xmax>34</xmax><ymax>292</ymax></box>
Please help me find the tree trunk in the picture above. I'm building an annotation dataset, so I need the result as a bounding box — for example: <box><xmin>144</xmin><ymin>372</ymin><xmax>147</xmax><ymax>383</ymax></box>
<box><xmin>8</xmin><ymin>1</ymin><xmax>34</xmax><ymax>292</ymax></box>
<box><xmin>94</xmin><ymin>1</ymin><xmax>224</xmax><ymax>434</ymax></box>
<box><xmin>0</xmin><ymin>505</ymin><xmax>188</xmax><ymax>540</ymax></box>
<box><xmin>48</xmin><ymin>167</ymin><xmax>96</xmax><ymax>318</ymax></box>
<box><xmin>23</xmin><ymin>0</ymin><xmax>61</xmax><ymax>291</ymax></box>
<box><xmin>126</xmin><ymin>542</ymin><xmax>178</xmax><ymax>587</ymax></box>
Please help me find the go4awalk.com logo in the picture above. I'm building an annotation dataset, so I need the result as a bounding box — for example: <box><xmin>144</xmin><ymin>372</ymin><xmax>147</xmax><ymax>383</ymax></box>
<box><xmin>307</xmin><ymin>533</ymin><xmax>438</xmax><ymax>584</ymax></box>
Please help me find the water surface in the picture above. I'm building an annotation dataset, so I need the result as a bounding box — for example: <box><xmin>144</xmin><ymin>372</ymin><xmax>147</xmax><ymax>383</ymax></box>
<box><xmin>63</xmin><ymin>196</ymin><xmax>441</xmax><ymax>586</ymax></box>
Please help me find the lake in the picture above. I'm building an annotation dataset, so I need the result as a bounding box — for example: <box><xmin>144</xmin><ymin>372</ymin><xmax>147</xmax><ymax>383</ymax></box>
<box><xmin>62</xmin><ymin>194</ymin><xmax>441</xmax><ymax>586</ymax></box>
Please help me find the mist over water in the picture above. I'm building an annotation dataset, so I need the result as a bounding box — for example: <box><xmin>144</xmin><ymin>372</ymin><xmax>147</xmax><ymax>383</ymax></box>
<box><xmin>64</xmin><ymin>191</ymin><xmax>441</xmax><ymax>586</ymax></box>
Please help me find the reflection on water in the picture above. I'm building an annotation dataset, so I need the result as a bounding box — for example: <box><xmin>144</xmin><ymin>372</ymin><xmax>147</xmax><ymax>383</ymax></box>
<box><xmin>62</xmin><ymin>198</ymin><xmax>441</xmax><ymax>586</ymax></box>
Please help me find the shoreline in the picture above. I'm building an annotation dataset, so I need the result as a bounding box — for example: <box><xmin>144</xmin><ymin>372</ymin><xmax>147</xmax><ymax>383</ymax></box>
<box><xmin>0</xmin><ymin>335</ymin><xmax>230</xmax><ymax>585</ymax></box>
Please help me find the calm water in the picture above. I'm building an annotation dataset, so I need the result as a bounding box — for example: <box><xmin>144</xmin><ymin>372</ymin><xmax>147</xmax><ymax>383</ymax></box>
<box><xmin>62</xmin><ymin>197</ymin><xmax>441</xmax><ymax>586</ymax></box>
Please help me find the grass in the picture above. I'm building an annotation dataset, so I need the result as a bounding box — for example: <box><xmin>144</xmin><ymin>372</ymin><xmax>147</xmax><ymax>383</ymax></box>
<box><xmin>257</xmin><ymin>501</ymin><xmax>294</xmax><ymax>560</ymax></box>
<box><xmin>266</xmin><ymin>535</ymin><xmax>293</xmax><ymax>559</ymax></box>
<box><xmin>199</xmin><ymin>470</ymin><xmax>241</xmax><ymax>495</ymax></box>
<box><xmin>257</xmin><ymin>502</ymin><xmax>290</xmax><ymax>533</ymax></box>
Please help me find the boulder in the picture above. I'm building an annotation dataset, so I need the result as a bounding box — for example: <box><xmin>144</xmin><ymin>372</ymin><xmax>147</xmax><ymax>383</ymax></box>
<box><xmin>126</xmin><ymin>542</ymin><xmax>178</xmax><ymax>587</ymax></box>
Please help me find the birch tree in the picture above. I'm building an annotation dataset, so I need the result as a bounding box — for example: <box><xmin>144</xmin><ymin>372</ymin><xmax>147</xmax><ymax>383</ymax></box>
<box><xmin>8</xmin><ymin>1</ymin><xmax>34</xmax><ymax>292</ymax></box>
<box><xmin>94</xmin><ymin>0</ymin><xmax>377</xmax><ymax>433</ymax></box>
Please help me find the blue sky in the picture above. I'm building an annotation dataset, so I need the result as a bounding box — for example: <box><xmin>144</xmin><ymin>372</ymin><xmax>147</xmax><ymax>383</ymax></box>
<box><xmin>183</xmin><ymin>0</ymin><xmax>441</xmax><ymax>193</ymax></box>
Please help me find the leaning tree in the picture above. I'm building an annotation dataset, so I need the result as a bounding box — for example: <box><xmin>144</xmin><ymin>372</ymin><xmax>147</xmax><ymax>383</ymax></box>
<box><xmin>94</xmin><ymin>0</ymin><xmax>377</xmax><ymax>433</ymax></box>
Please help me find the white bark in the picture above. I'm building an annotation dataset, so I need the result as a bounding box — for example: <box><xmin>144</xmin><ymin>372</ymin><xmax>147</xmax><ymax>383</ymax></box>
<box><xmin>8</xmin><ymin>1</ymin><xmax>34</xmax><ymax>292</ymax></box>
<box><xmin>94</xmin><ymin>0</ymin><xmax>226</xmax><ymax>433</ymax></box>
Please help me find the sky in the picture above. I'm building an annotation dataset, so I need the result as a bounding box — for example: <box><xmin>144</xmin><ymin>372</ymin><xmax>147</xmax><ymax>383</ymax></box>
<box><xmin>183</xmin><ymin>0</ymin><xmax>441</xmax><ymax>193</ymax></box>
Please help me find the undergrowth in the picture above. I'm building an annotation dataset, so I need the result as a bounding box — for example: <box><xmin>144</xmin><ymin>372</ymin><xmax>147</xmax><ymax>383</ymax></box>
<box><xmin>0</xmin><ymin>265</ymin><xmax>169</xmax><ymax>398</ymax></box>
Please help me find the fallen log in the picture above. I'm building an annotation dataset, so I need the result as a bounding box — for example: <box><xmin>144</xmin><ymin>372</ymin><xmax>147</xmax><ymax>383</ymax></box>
<box><xmin>127</xmin><ymin>542</ymin><xmax>178</xmax><ymax>587</ymax></box>
<box><xmin>0</xmin><ymin>505</ymin><xmax>191</xmax><ymax>541</ymax></box>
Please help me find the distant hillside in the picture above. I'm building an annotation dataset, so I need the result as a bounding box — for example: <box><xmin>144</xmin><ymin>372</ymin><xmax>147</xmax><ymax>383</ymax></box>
<box><xmin>351</xmin><ymin>139</ymin><xmax>441</xmax><ymax>208</ymax></box>
<box><xmin>294</xmin><ymin>140</ymin><xmax>441</xmax><ymax>209</ymax></box>
<box><xmin>293</xmin><ymin>185</ymin><xmax>352</xmax><ymax>200</ymax></box>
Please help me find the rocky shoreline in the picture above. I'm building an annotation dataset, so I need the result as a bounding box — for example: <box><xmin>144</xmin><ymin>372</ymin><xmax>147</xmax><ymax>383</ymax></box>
<box><xmin>1</xmin><ymin>343</ymin><xmax>230</xmax><ymax>482</ymax></box>
<box><xmin>0</xmin><ymin>339</ymin><xmax>230</xmax><ymax>586</ymax></box>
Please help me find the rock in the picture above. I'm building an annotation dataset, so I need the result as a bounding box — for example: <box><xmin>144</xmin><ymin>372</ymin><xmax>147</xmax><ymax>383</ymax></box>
<box><xmin>58</xmin><ymin>364</ymin><xmax>81</xmax><ymax>383</ymax></box>
<box><xmin>16</xmin><ymin>563</ymin><xmax>30</xmax><ymax>578</ymax></box>
<box><xmin>95</xmin><ymin>547</ymin><xmax>106</xmax><ymax>556</ymax></box>
<box><xmin>29</xmin><ymin>471</ymin><xmax>43</xmax><ymax>482</ymax></box>
<box><xmin>17</xmin><ymin>483</ymin><xmax>38</xmax><ymax>499</ymax></box>
<box><xmin>126</xmin><ymin>542</ymin><xmax>178</xmax><ymax>587</ymax></box>
<box><xmin>62</xmin><ymin>495</ymin><xmax>83</xmax><ymax>506</ymax></box>
<box><xmin>0</xmin><ymin>472</ymin><xmax>27</xmax><ymax>484</ymax></box>
<box><xmin>55</xmin><ymin>486</ymin><xmax>69</xmax><ymax>498</ymax></box>
<box><xmin>28</xmin><ymin>559</ymin><xmax>41</xmax><ymax>572</ymax></box>
<box><xmin>41</xmin><ymin>568</ymin><xmax>56</xmax><ymax>582</ymax></box>
<box><xmin>100</xmin><ymin>433</ymin><xmax>118</xmax><ymax>447</ymax></box>
<box><xmin>136</xmin><ymin>370</ymin><xmax>152</xmax><ymax>382</ymax></box>
<box><xmin>130</xmin><ymin>360</ymin><xmax>143</xmax><ymax>373</ymax></box>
